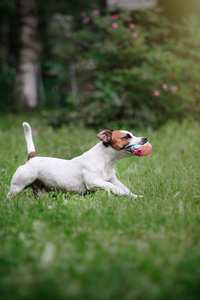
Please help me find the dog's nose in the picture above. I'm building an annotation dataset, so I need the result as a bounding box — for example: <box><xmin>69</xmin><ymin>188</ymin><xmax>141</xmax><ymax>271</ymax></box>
<box><xmin>142</xmin><ymin>137</ymin><xmax>148</xmax><ymax>143</ymax></box>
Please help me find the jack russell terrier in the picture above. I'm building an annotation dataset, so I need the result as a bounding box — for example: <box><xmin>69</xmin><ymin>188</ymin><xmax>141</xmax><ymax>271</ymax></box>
<box><xmin>7</xmin><ymin>122</ymin><xmax>148</xmax><ymax>198</ymax></box>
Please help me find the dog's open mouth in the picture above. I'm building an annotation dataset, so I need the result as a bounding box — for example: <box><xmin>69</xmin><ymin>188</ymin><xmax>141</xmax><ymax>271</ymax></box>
<box><xmin>124</xmin><ymin>145</ymin><xmax>132</xmax><ymax>153</ymax></box>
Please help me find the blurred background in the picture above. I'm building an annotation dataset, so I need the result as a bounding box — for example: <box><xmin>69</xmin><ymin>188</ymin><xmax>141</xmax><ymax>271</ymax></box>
<box><xmin>0</xmin><ymin>0</ymin><xmax>200</xmax><ymax>129</ymax></box>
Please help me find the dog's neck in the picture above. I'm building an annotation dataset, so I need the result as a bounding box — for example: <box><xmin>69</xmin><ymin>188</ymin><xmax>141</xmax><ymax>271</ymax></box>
<box><xmin>92</xmin><ymin>142</ymin><xmax>129</xmax><ymax>168</ymax></box>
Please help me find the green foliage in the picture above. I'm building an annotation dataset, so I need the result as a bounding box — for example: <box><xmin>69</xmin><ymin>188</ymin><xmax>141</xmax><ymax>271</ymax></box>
<box><xmin>0</xmin><ymin>114</ymin><xmax>200</xmax><ymax>299</ymax></box>
<box><xmin>0</xmin><ymin>2</ymin><xmax>200</xmax><ymax>128</ymax></box>
<box><xmin>0</xmin><ymin>0</ymin><xmax>15</xmax><ymax>111</ymax></box>
<box><xmin>0</xmin><ymin>58</ymin><xmax>14</xmax><ymax>111</ymax></box>
<box><xmin>0</xmin><ymin>0</ymin><xmax>103</xmax><ymax>112</ymax></box>
<box><xmin>45</xmin><ymin>7</ymin><xmax>200</xmax><ymax>129</ymax></box>
<box><xmin>0</xmin><ymin>0</ymin><xmax>15</xmax><ymax>20</ymax></box>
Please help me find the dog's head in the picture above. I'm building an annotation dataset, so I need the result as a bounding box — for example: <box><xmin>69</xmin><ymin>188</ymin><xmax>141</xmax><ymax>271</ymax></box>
<box><xmin>97</xmin><ymin>129</ymin><xmax>147</xmax><ymax>155</ymax></box>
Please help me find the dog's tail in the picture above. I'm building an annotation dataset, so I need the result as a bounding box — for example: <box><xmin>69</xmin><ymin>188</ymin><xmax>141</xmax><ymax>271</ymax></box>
<box><xmin>22</xmin><ymin>122</ymin><xmax>37</xmax><ymax>160</ymax></box>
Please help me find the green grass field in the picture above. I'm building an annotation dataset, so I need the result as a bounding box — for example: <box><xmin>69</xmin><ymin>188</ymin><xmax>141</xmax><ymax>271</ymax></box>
<box><xmin>0</xmin><ymin>114</ymin><xmax>200</xmax><ymax>300</ymax></box>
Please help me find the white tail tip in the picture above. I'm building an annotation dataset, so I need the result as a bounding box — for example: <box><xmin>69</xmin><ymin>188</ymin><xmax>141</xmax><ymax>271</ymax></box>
<box><xmin>23</xmin><ymin>122</ymin><xmax>31</xmax><ymax>130</ymax></box>
<box><xmin>22</xmin><ymin>122</ymin><xmax>36</xmax><ymax>154</ymax></box>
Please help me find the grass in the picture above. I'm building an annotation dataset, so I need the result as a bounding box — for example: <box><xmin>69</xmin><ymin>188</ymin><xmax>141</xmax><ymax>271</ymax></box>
<box><xmin>0</xmin><ymin>113</ymin><xmax>200</xmax><ymax>300</ymax></box>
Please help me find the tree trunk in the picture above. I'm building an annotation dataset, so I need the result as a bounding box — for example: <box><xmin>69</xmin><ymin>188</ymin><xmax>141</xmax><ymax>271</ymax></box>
<box><xmin>13</xmin><ymin>0</ymin><xmax>40</xmax><ymax>108</ymax></box>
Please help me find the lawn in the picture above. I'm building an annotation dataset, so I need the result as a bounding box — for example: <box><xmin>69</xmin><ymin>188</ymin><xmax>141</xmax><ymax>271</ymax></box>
<box><xmin>0</xmin><ymin>113</ymin><xmax>200</xmax><ymax>300</ymax></box>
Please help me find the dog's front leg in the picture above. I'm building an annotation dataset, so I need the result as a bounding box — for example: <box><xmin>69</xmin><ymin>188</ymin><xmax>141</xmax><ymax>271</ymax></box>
<box><xmin>84</xmin><ymin>178</ymin><xmax>130</xmax><ymax>197</ymax></box>
<box><xmin>110</xmin><ymin>178</ymin><xmax>139</xmax><ymax>199</ymax></box>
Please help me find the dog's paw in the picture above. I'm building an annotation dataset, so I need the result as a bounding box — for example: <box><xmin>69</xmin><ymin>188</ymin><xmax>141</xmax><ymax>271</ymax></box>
<box><xmin>130</xmin><ymin>193</ymin><xmax>138</xmax><ymax>199</ymax></box>
<box><xmin>130</xmin><ymin>193</ymin><xmax>143</xmax><ymax>199</ymax></box>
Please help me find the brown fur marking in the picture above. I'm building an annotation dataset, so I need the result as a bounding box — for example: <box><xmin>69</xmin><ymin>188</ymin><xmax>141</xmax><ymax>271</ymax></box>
<box><xmin>28</xmin><ymin>151</ymin><xmax>37</xmax><ymax>161</ymax></box>
<box><xmin>110</xmin><ymin>131</ymin><xmax>132</xmax><ymax>151</ymax></box>
<box><xmin>97</xmin><ymin>129</ymin><xmax>132</xmax><ymax>150</ymax></box>
<box><xmin>97</xmin><ymin>130</ymin><xmax>116</xmax><ymax>147</ymax></box>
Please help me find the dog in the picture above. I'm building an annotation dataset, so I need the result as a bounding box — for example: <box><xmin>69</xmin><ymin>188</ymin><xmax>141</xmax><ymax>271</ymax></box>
<box><xmin>7</xmin><ymin>122</ymin><xmax>148</xmax><ymax>198</ymax></box>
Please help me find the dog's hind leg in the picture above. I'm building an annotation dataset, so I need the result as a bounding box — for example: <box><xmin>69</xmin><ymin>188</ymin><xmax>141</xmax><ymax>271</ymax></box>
<box><xmin>29</xmin><ymin>180</ymin><xmax>49</xmax><ymax>197</ymax></box>
<box><xmin>8</xmin><ymin>164</ymin><xmax>38</xmax><ymax>197</ymax></box>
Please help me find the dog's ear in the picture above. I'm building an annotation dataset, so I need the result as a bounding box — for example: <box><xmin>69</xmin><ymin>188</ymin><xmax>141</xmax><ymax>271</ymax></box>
<box><xmin>97</xmin><ymin>130</ymin><xmax>114</xmax><ymax>147</ymax></box>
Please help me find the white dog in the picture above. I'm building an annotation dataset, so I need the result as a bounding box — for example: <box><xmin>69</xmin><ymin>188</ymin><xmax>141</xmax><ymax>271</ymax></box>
<box><xmin>7</xmin><ymin>122</ymin><xmax>148</xmax><ymax>198</ymax></box>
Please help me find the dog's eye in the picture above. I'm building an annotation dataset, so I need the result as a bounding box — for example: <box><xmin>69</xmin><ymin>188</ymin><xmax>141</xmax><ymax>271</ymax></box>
<box><xmin>123</xmin><ymin>134</ymin><xmax>131</xmax><ymax>140</ymax></box>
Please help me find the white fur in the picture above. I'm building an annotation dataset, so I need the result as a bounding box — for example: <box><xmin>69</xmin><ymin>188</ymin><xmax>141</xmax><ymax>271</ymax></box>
<box><xmin>8</xmin><ymin>123</ymin><xmax>146</xmax><ymax>198</ymax></box>
<box><xmin>23</xmin><ymin>122</ymin><xmax>35</xmax><ymax>153</ymax></box>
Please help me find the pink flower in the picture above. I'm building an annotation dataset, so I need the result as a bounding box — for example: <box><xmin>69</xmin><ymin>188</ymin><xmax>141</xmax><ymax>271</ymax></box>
<box><xmin>112</xmin><ymin>23</ymin><xmax>118</xmax><ymax>29</ymax></box>
<box><xmin>111</xmin><ymin>14</ymin><xmax>120</xmax><ymax>20</ymax></box>
<box><xmin>132</xmin><ymin>32</ymin><xmax>139</xmax><ymax>38</ymax></box>
<box><xmin>92</xmin><ymin>10</ymin><xmax>100</xmax><ymax>15</ymax></box>
<box><xmin>154</xmin><ymin>90</ymin><xmax>160</xmax><ymax>96</ymax></box>
<box><xmin>172</xmin><ymin>85</ymin><xmax>179</xmax><ymax>91</ymax></box>
<box><xmin>162</xmin><ymin>83</ymin><xmax>168</xmax><ymax>90</ymax></box>
<box><xmin>82</xmin><ymin>17</ymin><xmax>90</xmax><ymax>24</ymax></box>
<box><xmin>129</xmin><ymin>23</ymin><xmax>136</xmax><ymax>30</ymax></box>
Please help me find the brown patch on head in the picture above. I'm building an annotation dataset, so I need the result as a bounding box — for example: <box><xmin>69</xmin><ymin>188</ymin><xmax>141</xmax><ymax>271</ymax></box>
<box><xmin>28</xmin><ymin>151</ymin><xmax>37</xmax><ymax>161</ymax></box>
<box><xmin>110</xmin><ymin>131</ymin><xmax>132</xmax><ymax>151</ymax></box>
<box><xmin>97</xmin><ymin>130</ymin><xmax>132</xmax><ymax>150</ymax></box>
